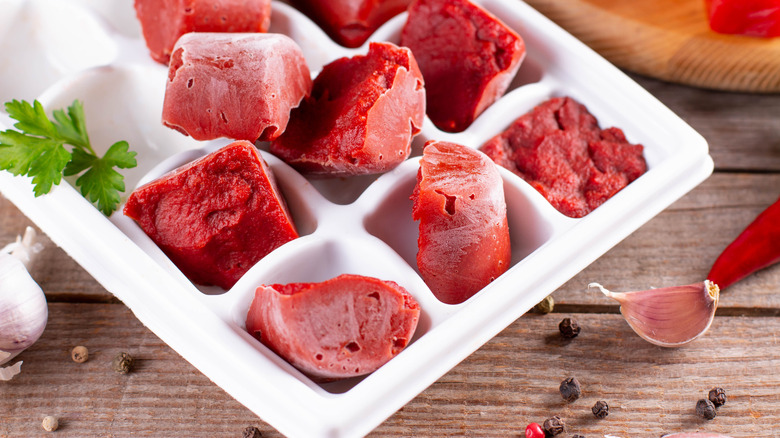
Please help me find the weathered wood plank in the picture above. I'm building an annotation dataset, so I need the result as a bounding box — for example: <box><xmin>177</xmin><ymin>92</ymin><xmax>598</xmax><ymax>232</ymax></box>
<box><xmin>0</xmin><ymin>303</ymin><xmax>777</xmax><ymax>437</ymax></box>
<box><xmin>383</xmin><ymin>312</ymin><xmax>780</xmax><ymax>437</ymax></box>
<box><xmin>631</xmin><ymin>74</ymin><xmax>780</xmax><ymax>172</ymax></box>
<box><xmin>555</xmin><ymin>172</ymin><xmax>780</xmax><ymax>310</ymax></box>
<box><xmin>0</xmin><ymin>303</ymin><xmax>264</xmax><ymax>438</ymax></box>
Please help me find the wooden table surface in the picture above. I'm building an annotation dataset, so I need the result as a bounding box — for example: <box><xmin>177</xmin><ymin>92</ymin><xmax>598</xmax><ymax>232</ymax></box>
<box><xmin>1</xmin><ymin>72</ymin><xmax>779</xmax><ymax>437</ymax></box>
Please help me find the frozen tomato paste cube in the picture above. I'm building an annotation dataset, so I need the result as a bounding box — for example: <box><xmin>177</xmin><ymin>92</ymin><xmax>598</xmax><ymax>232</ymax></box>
<box><xmin>412</xmin><ymin>141</ymin><xmax>511</xmax><ymax>305</ymax></box>
<box><xmin>705</xmin><ymin>0</ymin><xmax>780</xmax><ymax>37</ymax></box>
<box><xmin>288</xmin><ymin>0</ymin><xmax>412</xmax><ymax>48</ymax></box>
<box><xmin>123</xmin><ymin>141</ymin><xmax>298</xmax><ymax>290</ymax></box>
<box><xmin>134</xmin><ymin>0</ymin><xmax>272</xmax><ymax>64</ymax></box>
<box><xmin>480</xmin><ymin>97</ymin><xmax>647</xmax><ymax>218</ymax></box>
<box><xmin>270</xmin><ymin>42</ymin><xmax>425</xmax><ymax>177</ymax></box>
<box><xmin>162</xmin><ymin>33</ymin><xmax>312</xmax><ymax>143</ymax></box>
<box><xmin>400</xmin><ymin>0</ymin><xmax>525</xmax><ymax>133</ymax></box>
<box><xmin>246</xmin><ymin>274</ymin><xmax>420</xmax><ymax>380</ymax></box>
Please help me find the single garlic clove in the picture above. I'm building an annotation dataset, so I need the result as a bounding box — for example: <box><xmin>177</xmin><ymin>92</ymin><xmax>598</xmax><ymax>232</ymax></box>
<box><xmin>590</xmin><ymin>280</ymin><xmax>719</xmax><ymax>347</ymax></box>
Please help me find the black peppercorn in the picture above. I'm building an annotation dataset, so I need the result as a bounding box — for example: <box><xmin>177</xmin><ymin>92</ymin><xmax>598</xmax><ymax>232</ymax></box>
<box><xmin>542</xmin><ymin>416</ymin><xmax>565</xmax><ymax>436</ymax></box>
<box><xmin>571</xmin><ymin>435</ymin><xmax>586</xmax><ymax>438</ymax></box>
<box><xmin>592</xmin><ymin>400</ymin><xmax>609</xmax><ymax>419</ymax></box>
<box><xmin>708</xmin><ymin>387</ymin><xmax>726</xmax><ymax>407</ymax></box>
<box><xmin>558</xmin><ymin>318</ymin><xmax>580</xmax><ymax>339</ymax></box>
<box><xmin>112</xmin><ymin>352</ymin><xmax>134</xmax><ymax>374</ymax></box>
<box><xmin>696</xmin><ymin>398</ymin><xmax>717</xmax><ymax>420</ymax></box>
<box><xmin>559</xmin><ymin>377</ymin><xmax>581</xmax><ymax>402</ymax></box>
<box><xmin>242</xmin><ymin>426</ymin><xmax>262</xmax><ymax>438</ymax></box>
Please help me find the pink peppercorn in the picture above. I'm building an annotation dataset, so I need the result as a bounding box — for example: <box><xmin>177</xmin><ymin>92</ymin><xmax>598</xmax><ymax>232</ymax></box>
<box><xmin>525</xmin><ymin>422</ymin><xmax>545</xmax><ymax>438</ymax></box>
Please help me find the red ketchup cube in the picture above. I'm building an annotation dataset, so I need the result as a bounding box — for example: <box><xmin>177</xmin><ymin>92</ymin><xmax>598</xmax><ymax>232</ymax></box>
<box><xmin>270</xmin><ymin>42</ymin><xmax>425</xmax><ymax>177</ymax></box>
<box><xmin>288</xmin><ymin>0</ymin><xmax>412</xmax><ymax>48</ymax></box>
<box><xmin>162</xmin><ymin>33</ymin><xmax>312</xmax><ymax>143</ymax></box>
<box><xmin>705</xmin><ymin>0</ymin><xmax>780</xmax><ymax>37</ymax></box>
<box><xmin>246</xmin><ymin>274</ymin><xmax>420</xmax><ymax>380</ymax></box>
<box><xmin>400</xmin><ymin>0</ymin><xmax>525</xmax><ymax>133</ymax></box>
<box><xmin>412</xmin><ymin>141</ymin><xmax>511</xmax><ymax>304</ymax></box>
<box><xmin>134</xmin><ymin>0</ymin><xmax>272</xmax><ymax>64</ymax></box>
<box><xmin>123</xmin><ymin>141</ymin><xmax>299</xmax><ymax>290</ymax></box>
<box><xmin>480</xmin><ymin>97</ymin><xmax>647</xmax><ymax>218</ymax></box>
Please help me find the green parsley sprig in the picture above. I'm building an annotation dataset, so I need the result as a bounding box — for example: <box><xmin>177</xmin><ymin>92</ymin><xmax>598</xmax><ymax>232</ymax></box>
<box><xmin>0</xmin><ymin>99</ymin><xmax>137</xmax><ymax>216</ymax></box>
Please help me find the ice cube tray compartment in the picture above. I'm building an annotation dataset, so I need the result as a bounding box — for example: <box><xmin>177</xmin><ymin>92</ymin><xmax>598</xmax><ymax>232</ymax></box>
<box><xmin>0</xmin><ymin>0</ymin><xmax>713</xmax><ymax>437</ymax></box>
<box><xmin>0</xmin><ymin>0</ymin><xmax>118</xmax><ymax>104</ymax></box>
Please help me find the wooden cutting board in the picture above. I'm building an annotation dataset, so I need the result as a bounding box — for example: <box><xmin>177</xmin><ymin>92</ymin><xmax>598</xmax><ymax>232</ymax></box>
<box><xmin>523</xmin><ymin>0</ymin><xmax>780</xmax><ymax>93</ymax></box>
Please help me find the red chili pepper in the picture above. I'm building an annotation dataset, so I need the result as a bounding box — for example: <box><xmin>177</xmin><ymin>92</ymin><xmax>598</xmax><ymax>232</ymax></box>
<box><xmin>704</xmin><ymin>0</ymin><xmax>780</xmax><ymax>38</ymax></box>
<box><xmin>708</xmin><ymin>195</ymin><xmax>780</xmax><ymax>290</ymax></box>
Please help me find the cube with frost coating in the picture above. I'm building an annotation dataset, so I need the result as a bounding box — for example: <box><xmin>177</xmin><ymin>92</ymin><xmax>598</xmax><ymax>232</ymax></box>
<box><xmin>246</xmin><ymin>274</ymin><xmax>420</xmax><ymax>380</ymax></box>
<box><xmin>162</xmin><ymin>33</ymin><xmax>312</xmax><ymax>142</ymax></box>
<box><xmin>412</xmin><ymin>141</ymin><xmax>511</xmax><ymax>304</ymax></box>
<box><xmin>270</xmin><ymin>42</ymin><xmax>425</xmax><ymax>177</ymax></box>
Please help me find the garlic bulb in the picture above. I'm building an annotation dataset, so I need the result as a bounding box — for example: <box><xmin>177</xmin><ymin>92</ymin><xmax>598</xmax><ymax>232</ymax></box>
<box><xmin>0</xmin><ymin>227</ymin><xmax>47</xmax><ymax>380</ymax></box>
<box><xmin>591</xmin><ymin>280</ymin><xmax>719</xmax><ymax>347</ymax></box>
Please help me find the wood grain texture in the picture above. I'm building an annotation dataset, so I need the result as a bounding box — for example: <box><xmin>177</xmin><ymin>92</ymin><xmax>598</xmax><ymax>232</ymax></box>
<box><xmin>524</xmin><ymin>0</ymin><xmax>780</xmax><ymax>93</ymax></box>
<box><xmin>555</xmin><ymin>173</ymin><xmax>780</xmax><ymax>310</ymax></box>
<box><xmin>1</xmin><ymin>303</ymin><xmax>777</xmax><ymax>437</ymax></box>
<box><xmin>633</xmin><ymin>73</ymin><xmax>780</xmax><ymax>172</ymax></box>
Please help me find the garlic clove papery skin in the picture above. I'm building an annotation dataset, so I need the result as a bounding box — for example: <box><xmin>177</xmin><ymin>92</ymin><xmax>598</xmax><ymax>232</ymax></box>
<box><xmin>0</xmin><ymin>359</ymin><xmax>22</xmax><ymax>381</ymax></box>
<box><xmin>0</xmin><ymin>252</ymin><xmax>48</xmax><ymax>365</ymax></box>
<box><xmin>590</xmin><ymin>280</ymin><xmax>719</xmax><ymax>348</ymax></box>
<box><xmin>0</xmin><ymin>227</ymin><xmax>43</xmax><ymax>271</ymax></box>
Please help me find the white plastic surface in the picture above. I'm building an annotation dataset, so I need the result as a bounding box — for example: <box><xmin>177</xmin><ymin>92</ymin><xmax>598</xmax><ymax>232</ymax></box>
<box><xmin>0</xmin><ymin>0</ymin><xmax>714</xmax><ymax>436</ymax></box>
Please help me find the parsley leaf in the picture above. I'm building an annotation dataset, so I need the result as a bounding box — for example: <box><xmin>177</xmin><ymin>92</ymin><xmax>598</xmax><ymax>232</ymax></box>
<box><xmin>65</xmin><ymin>141</ymin><xmax>136</xmax><ymax>216</ymax></box>
<box><xmin>0</xmin><ymin>128</ymin><xmax>71</xmax><ymax>196</ymax></box>
<box><xmin>53</xmin><ymin>100</ymin><xmax>91</xmax><ymax>150</ymax></box>
<box><xmin>0</xmin><ymin>99</ymin><xmax>137</xmax><ymax>215</ymax></box>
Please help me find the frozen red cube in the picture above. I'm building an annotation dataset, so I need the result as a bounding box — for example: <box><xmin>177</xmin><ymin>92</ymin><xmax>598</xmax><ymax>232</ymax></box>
<box><xmin>162</xmin><ymin>33</ymin><xmax>312</xmax><ymax>143</ymax></box>
<box><xmin>412</xmin><ymin>141</ymin><xmax>511</xmax><ymax>304</ymax></box>
<box><xmin>705</xmin><ymin>0</ymin><xmax>780</xmax><ymax>37</ymax></box>
<box><xmin>400</xmin><ymin>0</ymin><xmax>525</xmax><ymax>133</ymax></box>
<box><xmin>123</xmin><ymin>141</ymin><xmax>299</xmax><ymax>290</ymax></box>
<box><xmin>480</xmin><ymin>97</ymin><xmax>647</xmax><ymax>218</ymax></box>
<box><xmin>270</xmin><ymin>42</ymin><xmax>425</xmax><ymax>177</ymax></box>
<box><xmin>246</xmin><ymin>274</ymin><xmax>420</xmax><ymax>380</ymax></box>
<box><xmin>288</xmin><ymin>0</ymin><xmax>412</xmax><ymax>48</ymax></box>
<box><xmin>134</xmin><ymin>0</ymin><xmax>272</xmax><ymax>64</ymax></box>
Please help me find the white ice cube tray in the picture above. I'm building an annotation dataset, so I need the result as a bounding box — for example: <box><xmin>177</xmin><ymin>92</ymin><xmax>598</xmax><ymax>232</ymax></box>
<box><xmin>0</xmin><ymin>0</ymin><xmax>713</xmax><ymax>436</ymax></box>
